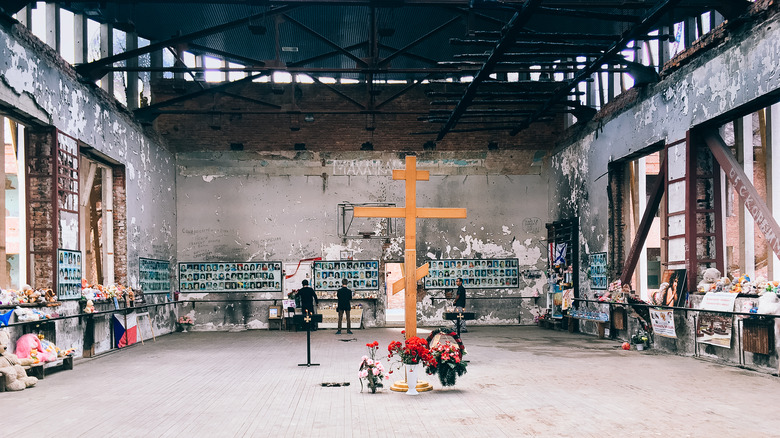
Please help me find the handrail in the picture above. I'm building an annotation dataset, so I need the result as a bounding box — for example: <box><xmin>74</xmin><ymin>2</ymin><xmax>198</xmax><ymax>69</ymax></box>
<box><xmin>573</xmin><ymin>297</ymin><xmax>779</xmax><ymax>319</ymax></box>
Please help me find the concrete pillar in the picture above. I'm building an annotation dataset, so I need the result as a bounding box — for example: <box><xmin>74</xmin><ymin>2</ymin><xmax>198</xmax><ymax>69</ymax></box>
<box><xmin>736</xmin><ymin>115</ymin><xmax>755</xmax><ymax>277</ymax></box>
<box><xmin>768</xmin><ymin>104</ymin><xmax>780</xmax><ymax>278</ymax></box>
<box><xmin>126</xmin><ymin>32</ymin><xmax>139</xmax><ymax>109</ymax></box>
<box><xmin>685</xmin><ymin>16</ymin><xmax>698</xmax><ymax>48</ymax></box>
<box><xmin>102</xmin><ymin>166</ymin><xmax>114</xmax><ymax>286</ymax></box>
<box><xmin>73</xmin><ymin>13</ymin><xmax>89</xmax><ymax>65</ymax></box>
<box><xmin>100</xmin><ymin>22</ymin><xmax>114</xmax><ymax>96</ymax></box>
<box><xmin>45</xmin><ymin>2</ymin><xmax>60</xmax><ymax>52</ymax></box>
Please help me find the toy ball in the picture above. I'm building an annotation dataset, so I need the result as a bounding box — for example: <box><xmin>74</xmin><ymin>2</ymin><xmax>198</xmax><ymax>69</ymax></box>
<box><xmin>622</xmin><ymin>342</ymin><xmax>631</xmax><ymax>350</ymax></box>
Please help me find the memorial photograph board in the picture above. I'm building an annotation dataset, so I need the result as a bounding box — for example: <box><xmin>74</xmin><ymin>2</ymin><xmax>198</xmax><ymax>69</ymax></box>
<box><xmin>139</xmin><ymin>257</ymin><xmax>171</xmax><ymax>294</ymax></box>
<box><xmin>424</xmin><ymin>258</ymin><xmax>519</xmax><ymax>289</ymax></box>
<box><xmin>178</xmin><ymin>261</ymin><xmax>283</xmax><ymax>292</ymax></box>
<box><xmin>313</xmin><ymin>260</ymin><xmax>379</xmax><ymax>292</ymax></box>
<box><xmin>57</xmin><ymin>249</ymin><xmax>82</xmax><ymax>300</ymax></box>
<box><xmin>589</xmin><ymin>252</ymin><xmax>607</xmax><ymax>290</ymax></box>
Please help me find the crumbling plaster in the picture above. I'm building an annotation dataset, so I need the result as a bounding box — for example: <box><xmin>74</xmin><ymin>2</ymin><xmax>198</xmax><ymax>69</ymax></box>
<box><xmin>549</xmin><ymin>7</ymin><xmax>780</xmax><ymax>346</ymax></box>
<box><xmin>0</xmin><ymin>22</ymin><xmax>177</xmax><ymax>352</ymax></box>
<box><xmin>177</xmin><ymin>150</ymin><xmax>550</xmax><ymax>327</ymax></box>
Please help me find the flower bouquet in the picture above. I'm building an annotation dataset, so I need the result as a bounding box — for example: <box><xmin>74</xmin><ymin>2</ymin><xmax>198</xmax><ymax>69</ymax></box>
<box><xmin>425</xmin><ymin>328</ymin><xmax>468</xmax><ymax>387</ymax></box>
<box><xmin>177</xmin><ymin>315</ymin><xmax>194</xmax><ymax>332</ymax></box>
<box><xmin>387</xmin><ymin>332</ymin><xmax>436</xmax><ymax>367</ymax></box>
<box><xmin>358</xmin><ymin>341</ymin><xmax>386</xmax><ymax>393</ymax></box>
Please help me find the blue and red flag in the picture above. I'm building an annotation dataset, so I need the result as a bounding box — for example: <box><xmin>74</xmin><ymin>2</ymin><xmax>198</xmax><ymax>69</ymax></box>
<box><xmin>113</xmin><ymin>312</ymin><xmax>138</xmax><ymax>348</ymax></box>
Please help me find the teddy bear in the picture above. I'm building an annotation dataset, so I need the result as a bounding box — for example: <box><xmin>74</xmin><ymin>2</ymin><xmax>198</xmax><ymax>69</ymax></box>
<box><xmin>44</xmin><ymin>289</ymin><xmax>56</xmax><ymax>303</ymax></box>
<box><xmin>0</xmin><ymin>329</ymin><xmax>38</xmax><ymax>391</ymax></box>
<box><xmin>697</xmin><ymin>267</ymin><xmax>721</xmax><ymax>293</ymax></box>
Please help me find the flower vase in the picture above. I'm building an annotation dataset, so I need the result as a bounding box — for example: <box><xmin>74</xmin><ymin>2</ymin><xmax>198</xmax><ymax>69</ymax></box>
<box><xmin>405</xmin><ymin>363</ymin><xmax>419</xmax><ymax>395</ymax></box>
<box><xmin>181</xmin><ymin>323</ymin><xmax>192</xmax><ymax>333</ymax></box>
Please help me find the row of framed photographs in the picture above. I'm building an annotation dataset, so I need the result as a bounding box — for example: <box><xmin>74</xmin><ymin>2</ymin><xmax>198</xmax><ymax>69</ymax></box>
<box><xmin>314</xmin><ymin>260</ymin><xmax>380</xmax><ymax>291</ymax></box>
<box><xmin>140</xmin><ymin>258</ymin><xmax>171</xmax><ymax>294</ymax></box>
<box><xmin>178</xmin><ymin>261</ymin><xmax>283</xmax><ymax>292</ymax></box>
<box><xmin>424</xmin><ymin>258</ymin><xmax>521</xmax><ymax>289</ymax></box>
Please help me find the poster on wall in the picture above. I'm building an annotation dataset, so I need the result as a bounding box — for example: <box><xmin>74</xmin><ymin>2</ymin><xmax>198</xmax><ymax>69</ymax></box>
<box><xmin>57</xmin><ymin>249</ymin><xmax>82</xmax><ymax>300</ymax></box>
<box><xmin>313</xmin><ymin>260</ymin><xmax>379</xmax><ymax>299</ymax></box>
<box><xmin>649</xmin><ymin>308</ymin><xmax>677</xmax><ymax>338</ymax></box>
<box><xmin>178</xmin><ymin>262</ymin><xmax>282</xmax><ymax>293</ymax></box>
<box><xmin>424</xmin><ymin>258</ymin><xmax>520</xmax><ymax>290</ymax></box>
<box><xmin>589</xmin><ymin>252</ymin><xmax>607</xmax><ymax>290</ymax></box>
<box><xmin>696</xmin><ymin>292</ymin><xmax>738</xmax><ymax>348</ymax></box>
<box><xmin>659</xmin><ymin>269</ymin><xmax>688</xmax><ymax>307</ymax></box>
<box><xmin>139</xmin><ymin>258</ymin><xmax>171</xmax><ymax>294</ymax></box>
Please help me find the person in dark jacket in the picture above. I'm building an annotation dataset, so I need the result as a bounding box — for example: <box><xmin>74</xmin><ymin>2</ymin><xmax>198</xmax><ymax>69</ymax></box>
<box><xmin>336</xmin><ymin>278</ymin><xmax>353</xmax><ymax>334</ymax></box>
<box><xmin>297</xmin><ymin>279</ymin><xmax>318</xmax><ymax>330</ymax></box>
<box><xmin>453</xmin><ymin>277</ymin><xmax>467</xmax><ymax>333</ymax></box>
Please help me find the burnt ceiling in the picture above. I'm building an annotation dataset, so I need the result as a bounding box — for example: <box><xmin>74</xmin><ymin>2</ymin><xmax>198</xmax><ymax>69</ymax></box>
<box><xmin>1</xmin><ymin>1</ymin><xmax>751</xmax><ymax>140</ymax></box>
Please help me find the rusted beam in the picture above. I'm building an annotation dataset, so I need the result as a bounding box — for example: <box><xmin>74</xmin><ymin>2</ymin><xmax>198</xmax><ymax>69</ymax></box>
<box><xmin>703</xmin><ymin>129</ymin><xmax>780</xmax><ymax>260</ymax></box>
<box><xmin>435</xmin><ymin>0</ymin><xmax>543</xmax><ymax>142</ymax></box>
<box><xmin>379</xmin><ymin>16</ymin><xmax>462</xmax><ymax>68</ymax></box>
<box><xmin>620</xmin><ymin>156</ymin><xmax>667</xmax><ymax>286</ymax></box>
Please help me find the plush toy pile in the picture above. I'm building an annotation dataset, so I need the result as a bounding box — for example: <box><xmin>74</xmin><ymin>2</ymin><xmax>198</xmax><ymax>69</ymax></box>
<box><xmin>81</xmin><ymin>282</ymin><xmax>133</xmax><ymax>302</ymax></box>
<box><xmin>0</xmin><ymin>285</ymin><xmax>52</xmax><ymax>306</ymax></box>
<box><xmin>0</xmin><ymin>329</ymin><xmax>37</xmax><ymax>391</ymax></box>
<box><xmin>15</xmin><ymin>333</ymin><xmax>74</xmax><ymax>364</ymax></box>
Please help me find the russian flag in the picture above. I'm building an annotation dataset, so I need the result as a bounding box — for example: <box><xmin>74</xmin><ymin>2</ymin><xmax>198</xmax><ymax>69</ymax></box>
<box><xmin>113</xmin><ymin>312</ymin><xmax>138</xmax><ymax>348</ymax></box>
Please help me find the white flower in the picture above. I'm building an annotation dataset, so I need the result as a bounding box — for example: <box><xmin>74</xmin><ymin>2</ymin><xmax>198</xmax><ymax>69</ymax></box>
<box><xmin>358</xmin><ymin>370</ymin><xmax>368</xmax><ymax>378</ymax></box>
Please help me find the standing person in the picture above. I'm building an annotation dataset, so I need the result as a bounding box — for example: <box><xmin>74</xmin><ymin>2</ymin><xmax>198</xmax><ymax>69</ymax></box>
<box><xmin>453</xmin><ymin>277</ymin><xmax>468</xmax><ymax>333</ymax></box>
<box><xmin>297</xmin><ymin>279</ymin><xmax>319</xmax><ymax>331</ymax></box>
<box><xmin>336</xmin><ymin>278</ymin><xmax>353</xmax><ymax>335</ymax></box>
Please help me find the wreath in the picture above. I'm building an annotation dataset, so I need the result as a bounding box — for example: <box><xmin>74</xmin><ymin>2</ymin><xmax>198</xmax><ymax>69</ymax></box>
<box><xmin>425</xmin><ymin>327</ymin><xmax>468</xmax><ymax>387</ymax></box>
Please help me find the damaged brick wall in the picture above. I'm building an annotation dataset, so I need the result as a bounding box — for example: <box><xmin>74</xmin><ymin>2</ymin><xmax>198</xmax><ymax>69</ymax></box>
<box><xmin>25</xmin><ymin>127</ymin><xmax>56</xmax><ymax>289</ymax></box>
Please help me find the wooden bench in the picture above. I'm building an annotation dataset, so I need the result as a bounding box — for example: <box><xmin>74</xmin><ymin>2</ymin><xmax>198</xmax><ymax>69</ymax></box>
<box><xmin>23</xmin><ymin>356</ymin><xmax>74</xmax><ymax>380</ymax></box>
<box><xmin>568</xmin><ymin>316</ymin><xmax>608</xmax><ymax>339</ymax></box>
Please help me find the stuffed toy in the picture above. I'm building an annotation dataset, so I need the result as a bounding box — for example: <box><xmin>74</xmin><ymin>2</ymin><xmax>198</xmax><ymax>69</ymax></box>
<box><xmin>44</xmin><ymin>289</ymin><xmax>56</xmax><ymax>303</ymax></box>
<box><xmin>697</xmin><ymin>268</ymin><xmax>721</xmax><ymax>293</ymax></box>
<box><xmin>15</xmin><ymin>333</ymin><xmax>57</xmax><ymax>363</ymax></box>
<box><xmin>84</xmin><ymin>300</ymin><xmax>95</xmax><ymax>313</ymax></box>
<box><xmin>0</xmin><ymin>329</ymin><xmax>37</xmax><ymax>391</ymax></box>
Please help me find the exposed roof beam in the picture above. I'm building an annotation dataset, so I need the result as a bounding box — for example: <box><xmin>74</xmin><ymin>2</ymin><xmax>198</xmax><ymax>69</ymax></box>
<box><xmin>75</xmin><ymin>5</ymin><xmax>297</xmax><ymax>81</ymax></box>
<box><xmin>510</xmin><ymin>0</ymin><xmax>683</xmax><ymax>135</ymax></box>
<box><xmin>435</xmin><ymin>0</ymin><xmax>543</xmax><ymax>142</ymax></box>
<box><xmin>282</xmin><ymin>13</ymin><xmax>368</xmax><ymax>68</ymax></box>
<box><xmin>535</xmin><ymin>6</ymin><xmax>643</xmax><ymax>22</ymax></box>
<box><xmin>134</xmin><ymin>72</ymin><xmax>268</xmax><ymax>122</ymax></box>
<box><xmin>379</xmin><ymin>15</ymin><xmax>462</xmax><ymax>67</ymax></box>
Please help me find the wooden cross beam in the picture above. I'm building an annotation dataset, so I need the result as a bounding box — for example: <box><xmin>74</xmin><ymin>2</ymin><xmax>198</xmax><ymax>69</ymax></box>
<box><xmin>354</xmin><ymin>156</ymin><xmax>467</xmax><ymax>338</ymax></box>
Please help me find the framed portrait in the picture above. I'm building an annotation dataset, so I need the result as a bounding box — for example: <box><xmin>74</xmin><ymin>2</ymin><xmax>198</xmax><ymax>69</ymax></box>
<box><xmin>269</xmin><ymin>305</ymin><xmax>282</xmax><ymax>319</ymax></box>
<box><xmin>313</xmin><ymin>260</ymin><xmax>380</xmax><ymax>295</ymax></box>
<box><xmin>57</xmin><ymin>249</ymin><xmax>82</xmax><ymax>300</ymax></box>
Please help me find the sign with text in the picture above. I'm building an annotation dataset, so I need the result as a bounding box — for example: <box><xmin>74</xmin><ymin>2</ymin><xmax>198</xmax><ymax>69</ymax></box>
<box><xmin>696</xmin><ymin>292</ymin><xmax>738</xmax><ymax>348</ymax></box>
<box><xmin>649</xmin><ymin>308</ymin><xmax>677</xmax><ymax>338</ymax></box>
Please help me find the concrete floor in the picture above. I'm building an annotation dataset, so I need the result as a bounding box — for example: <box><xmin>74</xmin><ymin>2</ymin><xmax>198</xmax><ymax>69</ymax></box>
<box><xmin>3</xmin><ymin>326</ymin><xmax>780</xmax><ymax>437</ymax></box>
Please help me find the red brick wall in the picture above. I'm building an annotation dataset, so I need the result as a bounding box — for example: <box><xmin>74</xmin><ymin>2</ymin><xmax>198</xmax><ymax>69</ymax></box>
<box><xmin>112</xmin><ymin>166</ymin><xmax>127</xmax><ymax>285</ymax></box>
<box><xmin>25</xmin><ymin>127</ymin><xmax>56</xmax><ymax>289</ymax></box>
<box><xmin>151</xmin><ymin>80</ymin><xmax>563</xmax><ymax>152</ymax></box>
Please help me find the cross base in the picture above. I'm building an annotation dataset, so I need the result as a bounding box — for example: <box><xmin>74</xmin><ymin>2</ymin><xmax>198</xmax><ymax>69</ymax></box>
<box><xmin>390</xmin><ymin>379</ymin><xmax>433</xmax><ymax>393</ymax></box>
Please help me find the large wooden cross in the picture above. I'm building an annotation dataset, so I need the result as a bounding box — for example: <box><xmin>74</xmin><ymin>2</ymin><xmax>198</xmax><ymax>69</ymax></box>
<box><xmin>354</xmin><ymin>156</ymin><xmax>467</xmax><ymax>338</ymax></box>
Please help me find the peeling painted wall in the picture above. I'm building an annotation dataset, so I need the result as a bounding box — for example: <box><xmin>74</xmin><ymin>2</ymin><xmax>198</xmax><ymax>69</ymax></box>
<box><xmin>0</xmin><ymin>23</ymin><xmax>177</xmax><ymax>353</ymax></box>
<box><xmin>548</xmin><ymin>7</ymin><xmax>780</xmax><ymax>354</ymax></box>
<box><xmin>177</xmin><ymin>150</ymin><xmax>550</xmax><ymax>328</ymax></box>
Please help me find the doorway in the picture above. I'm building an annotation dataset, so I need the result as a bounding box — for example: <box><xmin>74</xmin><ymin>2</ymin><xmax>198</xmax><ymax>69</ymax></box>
<box><xmin>385</xmin><ymin>262</ymin><xmax>404</xmax><ymax>326</ymax></box>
